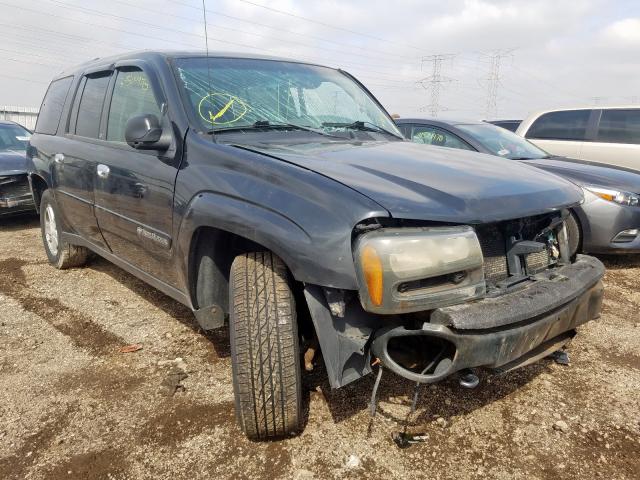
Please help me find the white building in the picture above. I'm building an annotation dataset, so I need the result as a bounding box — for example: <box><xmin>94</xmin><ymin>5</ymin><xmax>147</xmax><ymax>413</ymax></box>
<box><xmin>0</xmin><ymin>106</ymin><xmax>39</xmax><ymax>130</ymax></box>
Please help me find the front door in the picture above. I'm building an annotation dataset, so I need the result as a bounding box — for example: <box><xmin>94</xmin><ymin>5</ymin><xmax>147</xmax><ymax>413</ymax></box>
<box><xmin>93</xmin><ymin>66</ymin><xmax>181</xmax><ymax>287</ymax></box>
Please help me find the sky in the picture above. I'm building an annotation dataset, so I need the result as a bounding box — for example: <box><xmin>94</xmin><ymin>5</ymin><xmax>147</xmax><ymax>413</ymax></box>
<box><xmin>1</xmin><ymin>0</ymin><xmax>639</xmax><ymax>120</ymax></box>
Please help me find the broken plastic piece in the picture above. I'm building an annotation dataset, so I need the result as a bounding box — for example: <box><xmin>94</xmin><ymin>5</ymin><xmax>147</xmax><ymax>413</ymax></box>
<box><xmin>550</xmin><ymin>349</ymin><xmax>570</xmax><ymax>365</ymax></box>
<box><xmin>392</xmin><ymin>431</ymin><xmax>428</xmax><ymax>449</ymax></box>
<box><xmin>118</xmin><ymin>343</ymin><xmax>143</xmax><ymax>353</ymax></box>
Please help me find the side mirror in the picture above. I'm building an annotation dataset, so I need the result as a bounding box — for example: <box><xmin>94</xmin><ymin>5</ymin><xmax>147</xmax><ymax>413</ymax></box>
<box><xmin>125</xmin><ymin>114</ymin><xmax>171</xmax><ymax>150</ymax></box>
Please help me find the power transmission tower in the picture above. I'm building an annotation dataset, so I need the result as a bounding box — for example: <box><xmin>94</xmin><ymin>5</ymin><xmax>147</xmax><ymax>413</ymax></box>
<box><xmin>482</xmin><ymin>49</ymin><xmax>515</xmax><ymax>119</ymax></box>
<box><xmin>416</xmin><ymin>54</ymin><xmax>456</xmax><ymax>117</ymax></box>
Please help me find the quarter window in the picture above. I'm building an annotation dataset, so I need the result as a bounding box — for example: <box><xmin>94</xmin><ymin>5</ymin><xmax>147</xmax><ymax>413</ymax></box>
<box><xmin>35</xmin><ymin>76</ymin><xmax>73</xmax><ymax>135</ymax></box>
<box><xmin>107</xmin><ymin>69</ymin><xmax>161</xmax><ymax>142</ymax></box>
<box><xmin>74</xmin><ymin>73</ymin><xmax>111</xmax><ymax>139</ymax></box>
<box><xmin>596</xmin><ymin>109</ymin><xmax>640</xmax><ymax>145</ymax></box>
<box><xmin>409</xmin><ymin>125</ymin><xmax>473</xmax><ymax>150</ymax></box>
<box><xmin>526</xmin><ymin>110</ymin><xmax>590</xmax><ymax>141</ymax></box>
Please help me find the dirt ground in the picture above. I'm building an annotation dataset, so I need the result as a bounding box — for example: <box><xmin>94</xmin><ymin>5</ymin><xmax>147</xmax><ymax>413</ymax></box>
<box><xmin>0</xmin><ymin>215</ymin><xmax>638</xmax><ymax>480</ymax></box>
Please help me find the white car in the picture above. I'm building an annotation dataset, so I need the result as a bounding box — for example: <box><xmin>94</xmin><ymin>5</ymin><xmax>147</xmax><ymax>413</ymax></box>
<box><xmin>517</xmin><ymin>106</ymin><xmax>640</xmax><ymax>171</ymax></box>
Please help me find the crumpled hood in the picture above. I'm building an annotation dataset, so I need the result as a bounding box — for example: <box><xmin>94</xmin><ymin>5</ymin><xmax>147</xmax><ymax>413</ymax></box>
<box><xmin>239</xmin><ymin>140</ymin><xmax>583</xmax><ymax>223</ymax></box>
<box><xmin>524</xmin><ymin>156</ymin><xmax>640</xmax><ymax>194</ymax></box>
<box><xmin>0</xmin><ymin>149</ymin><xmax>28</xmax><ymax>176</ymax></box>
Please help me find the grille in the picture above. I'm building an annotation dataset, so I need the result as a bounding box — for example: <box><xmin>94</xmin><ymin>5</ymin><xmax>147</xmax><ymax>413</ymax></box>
<box><xmin>475</xmin><ymin>217</ymin><xmax>553</xmax><ymax>284</ymax></box>
<box><xmin>525</xmin><ymin>250</ymin><xmax>550</xmax><ymax>274</ymax></box>
<box><xmin>476</xmin><ymin>225</ymin><xmax>509</xmax><ymax>283</ymax></box>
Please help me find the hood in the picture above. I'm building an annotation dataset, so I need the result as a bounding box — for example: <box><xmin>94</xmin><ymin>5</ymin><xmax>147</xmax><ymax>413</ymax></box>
<box><xmin>0</xmin><ymin>149</ymin><xmax>28</xmax><ymax>176</ymax></box>
<box><xmin>524</xmin><ymin>156</ymin><xmax>640</xmax><ymax>194</ymax></box>
<box><xmin>237</xmin><ymin>140</ymin><xmax>583</xmax><ymax>223</ymax></box>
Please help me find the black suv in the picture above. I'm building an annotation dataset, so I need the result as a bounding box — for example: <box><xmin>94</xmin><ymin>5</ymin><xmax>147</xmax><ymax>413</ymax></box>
<box><xmin>28</xmin><ymin>51</ymin><xmax>604</xmax><ymax>440</ymax></box>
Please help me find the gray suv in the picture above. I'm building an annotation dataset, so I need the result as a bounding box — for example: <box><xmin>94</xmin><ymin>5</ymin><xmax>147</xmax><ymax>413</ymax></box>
<box><xmin>28</xmin><ymin>51</ymin><xmax>604</xmax><ymax>440</ymax></box>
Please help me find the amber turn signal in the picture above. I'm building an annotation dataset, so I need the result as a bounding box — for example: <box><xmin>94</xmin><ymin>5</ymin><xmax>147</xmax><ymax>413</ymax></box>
<box><xmin>361</xmin><ymin>245</ymin><xmax>384</xmax><ymax>306</ymax></box>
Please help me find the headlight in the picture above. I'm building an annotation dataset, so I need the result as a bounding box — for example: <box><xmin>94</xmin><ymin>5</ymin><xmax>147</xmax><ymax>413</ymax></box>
<box><xmin>354</xmin><ymin>226</ymin><xmax>486</xmax><ymax>314</ymax></box>
<box><xmin>585</xmin><ymin>186</ymin><xmax>640</xmax><ymax>207</ymax></box>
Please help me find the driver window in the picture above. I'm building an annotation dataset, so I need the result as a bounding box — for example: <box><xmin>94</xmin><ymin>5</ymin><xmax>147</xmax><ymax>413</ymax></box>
<box><xmin>107</xmin><ymin>69</ymin><xmax>161</xmax><ymax>142</ymax></box>
<box><xmin>410</xmin><ymin>125</ymin><xmax>473</xmax><ymax>150</ymax></box>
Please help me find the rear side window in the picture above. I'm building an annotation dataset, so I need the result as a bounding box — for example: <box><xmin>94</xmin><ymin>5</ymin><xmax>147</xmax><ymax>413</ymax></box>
<box><xmin>107</xmin><ymin>69</ymin><xmax>161</xmax><ymax>142</ymax></box>
<box><xmin>74</xmin><ymin>73</ymin><xmax>111</xmax><ymax>139</ymax></box>
<box><xmin>35</xmin><ymin>76</ymin><xmax>73</xmax><ymax>135</ymax></box>
<box><xmin>597</xmin><ymin>109</ymin><xmax>640</xmax><ymax>145</ymax></box>
<box><xmin>409</xmin><ymin>125</ymin><xmax>474</xmax><ymax>151</ymax></box>
<box><xmin>526</xmin><ymin>110</ymin><xmax>590</xmax><ymax>141</ymax></box>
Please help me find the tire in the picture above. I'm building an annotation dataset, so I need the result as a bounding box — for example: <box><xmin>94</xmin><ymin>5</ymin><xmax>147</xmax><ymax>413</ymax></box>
<box><xmin>40</xmin><ymin>189</ymin><xmax>89</xmax><ymax>269</ymax></box>
<box><xmin>565</xmin><ymin>211</ymin><xmax>581</xmax><ymax>257</ymax></box>
<box><xmin>229</xmin><ymin>251</ymin><xmax>302</xmax><ymax>440</ymax></box>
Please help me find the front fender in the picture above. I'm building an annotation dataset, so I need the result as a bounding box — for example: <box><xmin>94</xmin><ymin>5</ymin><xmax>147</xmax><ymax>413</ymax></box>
<box><xmin>173</xmin><ymin>133</ymin><xmax>389</xmax><ymax>293</ymax></box>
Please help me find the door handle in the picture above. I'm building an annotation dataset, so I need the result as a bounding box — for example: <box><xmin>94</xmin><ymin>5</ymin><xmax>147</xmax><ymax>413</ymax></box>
<box><xmin>97</xmin><ymin>164</ymin><xmax>110</xmax><ymax>179</ymax></box>
<box><xmin>53</xmin><ymin>153</ymin><xmax>65</xmax><ymax>164</ymax></box>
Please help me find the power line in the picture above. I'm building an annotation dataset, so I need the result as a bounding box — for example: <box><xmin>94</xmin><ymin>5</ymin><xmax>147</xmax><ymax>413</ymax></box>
<box><xmin>416</xmin><ymin>54</ymin><xmax>456</xmax><ymax>117</ymax></box>
<box><xmin>16</xmin><ymin>0</ymin><xmax>421</xmax><ymax>83</ymax></box>
<box><xmin>236</xmin><ymin>0</ymin><xmax>430</xmax><ymax>53</ymax></box>
<box><xmin>168</xmin><ymin>0</ymin><xmax>419</xmax><ymax>61</ymax></box>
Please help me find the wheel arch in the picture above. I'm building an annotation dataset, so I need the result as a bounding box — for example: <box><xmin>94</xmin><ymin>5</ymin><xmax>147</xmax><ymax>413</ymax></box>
<box><xmin>28</xmin><ymin>173</ymin><xmax>49</xmax><ymax>213</ymax></box>
<box><xmin>178</xmin><ymin>192</ymin><xmax>317</xmax><ymax>313</ymax></box>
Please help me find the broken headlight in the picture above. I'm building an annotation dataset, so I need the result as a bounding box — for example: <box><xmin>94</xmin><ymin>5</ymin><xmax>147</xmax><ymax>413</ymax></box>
<box><xmin>354</xmin><ymin>226</ymin><xmax>486</xmax><ymax>314</ymax></box>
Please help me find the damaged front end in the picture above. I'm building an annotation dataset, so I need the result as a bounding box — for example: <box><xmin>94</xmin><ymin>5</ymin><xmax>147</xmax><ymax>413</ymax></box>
<box><xmin>0</xmin><ymin>173</ymin><xmax>35</xmax><ymax>214</ymax></box>
<box><xmin>304</xmin><ymin>211</ymin><xmax>604</xmax><ymax>389</ymax></box>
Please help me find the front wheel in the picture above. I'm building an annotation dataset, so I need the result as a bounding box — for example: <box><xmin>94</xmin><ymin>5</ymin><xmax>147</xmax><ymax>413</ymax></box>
<box><xmin>229</xmin><ymin>251</ymin><xmax>303</xmax><ymax>440</ymax></box>
<box><xmin>40</xmin><ymin>189</ymin><xmax>89</xmax><ymax>269</ymax></box>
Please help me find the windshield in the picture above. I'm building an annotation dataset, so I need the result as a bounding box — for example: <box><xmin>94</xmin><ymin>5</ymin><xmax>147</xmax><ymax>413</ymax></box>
<box><xmin>457</xmin><ymin>123</ymin><xmax>548</xmax><ymax>160</ymax></box>
<box><xmin>173</xmin><ymin>57</ymin><xmax>401</xmax><ymax>136</ymax></box>
<box><xmin>0</xmin><ymin>123</ymin><xmax>31</xmax><ymax>151</ymax></box>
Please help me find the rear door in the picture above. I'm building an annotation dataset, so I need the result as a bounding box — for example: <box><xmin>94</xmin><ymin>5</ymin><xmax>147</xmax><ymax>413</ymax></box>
<box><xmin>523</xmin><ymin>109</ymin><xmax>592</xmax><ymax>158</ymax></box>
<box><xmin>581</xmin><ymin>108</ymin><xmax>640</xmax><ymax>170</ymax></box>
<box><xmin>93</xmin><ymin>62</ymin><xmax>181</xmax><ymax>286</ymax></box>
<box><xmin>54</xmin><ymin>70</ymin><xmax>112</xmax><ymax>248</ymax></box>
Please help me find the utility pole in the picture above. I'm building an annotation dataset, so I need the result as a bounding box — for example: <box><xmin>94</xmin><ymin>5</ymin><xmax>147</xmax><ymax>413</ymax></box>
<box><xmin>591</xmin><ymin>96</ymin><xmax>605</xmax><ymax>106</ymax></box>
<box><xmin>483</xmin><ymin>49</ymin><xmax>514</xmax><ymax>119</ymax></box>
<box><xmin>417</xmin><ymin>54</ymin><xmax>456</xmax><ymax>117</ymax></box>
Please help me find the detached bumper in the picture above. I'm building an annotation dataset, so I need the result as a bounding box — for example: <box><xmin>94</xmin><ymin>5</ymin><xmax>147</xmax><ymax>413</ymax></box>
<box><xmin>371</xmin><ymin>255</ymin><xmax>605</xmax><ymax>383</ymax></box>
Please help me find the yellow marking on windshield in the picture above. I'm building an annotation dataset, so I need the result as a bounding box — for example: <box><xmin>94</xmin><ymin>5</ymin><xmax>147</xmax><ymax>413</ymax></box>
<box><xmin>198</xmin><ymin>93</ymin><xmax>248</xmax><ymax>125</ymax></box>
<box><xmin>209</xmin><ymin>98</ymin><xmax>235</xmax><ymax>123</ymax></box>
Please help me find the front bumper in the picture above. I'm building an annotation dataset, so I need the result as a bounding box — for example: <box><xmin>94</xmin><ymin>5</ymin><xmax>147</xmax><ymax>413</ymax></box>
<box><xmin>371</xmin><ymin>255</ymin><xmax>605</xmax><ymax>383</ymax></box>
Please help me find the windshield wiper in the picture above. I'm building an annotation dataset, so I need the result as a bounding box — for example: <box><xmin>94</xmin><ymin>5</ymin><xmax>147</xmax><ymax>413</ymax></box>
<box><xmin>208</xmin><ymin>121</ymin><xmax>341</xmax><ymax>137</ymax></box>
<box><xmin>321</xmin><ymin>120</ymin><xmax>403</xmax><ymax>139</ymax></box>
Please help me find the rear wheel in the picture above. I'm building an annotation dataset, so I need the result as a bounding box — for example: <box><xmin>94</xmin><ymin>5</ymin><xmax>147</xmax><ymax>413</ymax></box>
<box><xmin>40</xmin><ymin>189</ymin><xmax>89</xmax><ymax>269</ymax></box>
<box><xmin>229</xmin><ymin>251</ymin><xmax>302</xmax><ymax>440</ymax></box>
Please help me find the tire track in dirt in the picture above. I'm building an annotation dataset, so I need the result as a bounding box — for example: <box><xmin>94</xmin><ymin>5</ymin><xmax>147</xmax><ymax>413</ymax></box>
<box><xmin>0</xmin><ymin>257</ymin><xmax>125</xmax><ymax>356</ymax></box>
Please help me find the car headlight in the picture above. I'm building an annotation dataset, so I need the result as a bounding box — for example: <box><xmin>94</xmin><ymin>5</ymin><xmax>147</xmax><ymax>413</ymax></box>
<box><xmin>354</xmin><ymin>226</ymin><xmax>486</xmax><ymax>314</ymax></box>
<box><xmin>585</xmin><ymin>186</ymin><xmax>640</xmax><ymax>207</ymax></box>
